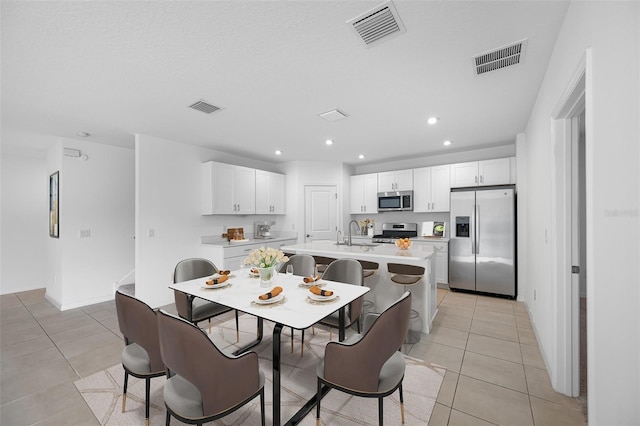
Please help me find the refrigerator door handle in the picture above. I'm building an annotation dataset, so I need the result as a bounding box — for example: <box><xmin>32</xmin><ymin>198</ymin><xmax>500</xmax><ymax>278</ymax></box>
<box><xmin>470</xmin><ymin>204</ymin><xmax>476</xmax><ymax>255</ymax></box>
<box><xmin>476</xmin><ymin>204</ymin><xmax>480</xmax><ymax>254</ymax></box>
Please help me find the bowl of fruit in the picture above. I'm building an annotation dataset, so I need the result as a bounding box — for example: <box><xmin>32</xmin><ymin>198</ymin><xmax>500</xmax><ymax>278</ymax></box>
<box><xmin>395</xmin><ymin>238</ymin><xmax>412</xmax><ymax>250</ymax></box>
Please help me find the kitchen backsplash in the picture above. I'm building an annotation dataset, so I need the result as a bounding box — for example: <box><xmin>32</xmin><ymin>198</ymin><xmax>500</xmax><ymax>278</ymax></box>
<box><xmin>351</xmin><ymin>211</ymin><xmax>449</xmax><ymax>236</ymax></box>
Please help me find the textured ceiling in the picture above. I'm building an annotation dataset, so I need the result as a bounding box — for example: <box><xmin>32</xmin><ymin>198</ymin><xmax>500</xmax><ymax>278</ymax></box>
<box><xmin>1</xmin><ymin>1</ymin><xmax>569</xmax><ymax>165</ymax></box>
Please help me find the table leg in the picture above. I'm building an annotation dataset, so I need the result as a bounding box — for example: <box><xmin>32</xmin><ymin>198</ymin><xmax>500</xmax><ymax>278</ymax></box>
<box><xmin>284</xmin><ymin>306</ymin><xmax>346</xmax><ymax>425</ymax></box>
<box><xmin>232</xmin><ymin>317</ymin><xmax>263</xmax><ymax>356</ymax></box>
<box><xmin>273</xmin><ymin>323</ymin><xmax>283</xmax><ymax>426</ymax></box>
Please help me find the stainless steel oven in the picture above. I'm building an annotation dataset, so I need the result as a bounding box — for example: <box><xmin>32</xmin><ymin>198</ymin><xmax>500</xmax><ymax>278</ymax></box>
<box><xmin>377</xmin><ymin>191</ymin><xmax>413</xmax><ymax>212</ymax></box>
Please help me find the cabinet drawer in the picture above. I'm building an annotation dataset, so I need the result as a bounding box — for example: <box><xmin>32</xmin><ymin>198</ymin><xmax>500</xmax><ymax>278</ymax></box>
<box><xmin>223</xmin><ymin>244</ymin><xmax>262</xmax><ymax>258</ymax></box>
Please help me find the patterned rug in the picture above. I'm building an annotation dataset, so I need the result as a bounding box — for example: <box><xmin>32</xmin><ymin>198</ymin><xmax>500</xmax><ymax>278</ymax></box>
<box><xmin>74</xmin><ymin>316</ymin><xmax>445</xmax><ymax>425</ymax></box>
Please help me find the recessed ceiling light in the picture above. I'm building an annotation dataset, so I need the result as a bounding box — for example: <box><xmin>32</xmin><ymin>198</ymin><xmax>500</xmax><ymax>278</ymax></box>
<box><xmin>358</xmin><ymin>154</ymin><xmax>365</xmax><ymax>159</ymax></box>
<box><xmin>443</xmin><ymin>140</ymin><xmax>452</xmax><ymax>146</ymax></box>
<box><xmin>275</xmin><ymin>150</ymin><xmax>282</xmax><ymax>155</ymax></box>
<box><xmin>427</xmin><ymin>117</ymin><xmax>439</xmax><ymax>125</ymax></box>
<box><xmin>325</xmin><ymin>139</ymin><xmax>334</xmax><ymax>146</ymax></box>
<box><xmin>76</xmin><ymin>132</ymin><xmax>90</xmax><ymax>137</ymax></box>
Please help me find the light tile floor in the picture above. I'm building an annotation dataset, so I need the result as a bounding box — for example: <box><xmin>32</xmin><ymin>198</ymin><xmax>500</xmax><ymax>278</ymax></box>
<box><xmin>0</xmin><ymin>288</ymin><xmax>587</xmax><ymax>425</ymax></box>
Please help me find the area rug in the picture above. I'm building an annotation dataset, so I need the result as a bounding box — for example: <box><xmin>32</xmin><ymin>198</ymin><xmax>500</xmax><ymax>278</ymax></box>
<box><xmin>74</xmin><ymin>316</ymin><xmax>445</xmax><ymax>425</ymax></box>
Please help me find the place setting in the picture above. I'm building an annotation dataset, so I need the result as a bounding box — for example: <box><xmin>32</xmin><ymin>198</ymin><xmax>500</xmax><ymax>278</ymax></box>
<box><xmin>306</xmin><ymin>285</ymin><xmax>338</xmax><ymax>304</ymax></box>
<box><xmin>201</xmin><ymin>270</ymin><xmax>233</xmax><ymax>290</ymax></box>
<box><xmin>251</xmin><ymin>286</ymin><xmax>287</xmax><ymax>307</ymax></box>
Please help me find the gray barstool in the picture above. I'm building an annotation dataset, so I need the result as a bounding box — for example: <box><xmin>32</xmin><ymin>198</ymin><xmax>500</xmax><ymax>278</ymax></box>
<box><xmin>313</xmin><ymin>255</ymin><xmax>336</xmax><ymax>274</ymax></box>
<box><xmin>357</xmin><ymin>260</ymin><xmax>379</xmax><ymax>317</ymax></box>
<box><xmin>387</xmin><ymin>263</ymin><xmax>425</xmax><ymax>344</ymax></box>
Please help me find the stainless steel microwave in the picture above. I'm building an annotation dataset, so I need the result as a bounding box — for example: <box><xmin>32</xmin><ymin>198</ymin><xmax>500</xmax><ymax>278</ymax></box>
<box><xmin>377</xmin><ymin>191</ymin><xmax>413</xmax><ymax>212</ymax></box>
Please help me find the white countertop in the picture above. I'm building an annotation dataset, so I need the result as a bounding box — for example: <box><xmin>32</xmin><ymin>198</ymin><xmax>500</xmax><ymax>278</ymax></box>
<box><xmin>412</xmin><ymin>236</ymin><xmax>450</xmax><ymax>243</ymax></box>
<box><xmin>201</xmin><ymin>234</ymin><xmax>297</xmax><ymax>248</ymax></box>
<box><xmin>281</xmin><ymin>240</ymin><xmax>435</xmax><ymax>261</ymax></box>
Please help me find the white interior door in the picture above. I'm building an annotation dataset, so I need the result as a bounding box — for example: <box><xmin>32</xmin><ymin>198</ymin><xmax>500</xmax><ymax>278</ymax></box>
<box><xmin>304</xmin><ymin>185</ymin><xmax>337</xmax><ymax>242</ymax></box>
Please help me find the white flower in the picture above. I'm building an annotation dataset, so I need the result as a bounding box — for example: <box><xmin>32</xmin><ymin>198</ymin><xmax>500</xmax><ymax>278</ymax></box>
<box><xmin>243</xmin><ymin>246</ymin><xmax>289</xmax><ymax>268</ymax></box>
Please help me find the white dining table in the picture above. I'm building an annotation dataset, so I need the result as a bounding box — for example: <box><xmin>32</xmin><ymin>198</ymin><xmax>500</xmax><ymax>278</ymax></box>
<box><xmin>169</xmin><ymin>269</ymin><xmax>369</xmax><ymax>426</ymax></box>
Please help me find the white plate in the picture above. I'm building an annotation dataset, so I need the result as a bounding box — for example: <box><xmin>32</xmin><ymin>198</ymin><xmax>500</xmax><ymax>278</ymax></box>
<box><xmin>255</xmin><ymin>292</ymin><xmax>284</xmax><ymax>305</ymax></box>
<box><xmin>308</xmin><ymin>292</ymin><xmax>337</xmax><ymax>301</ymax></box>
<box><xmin>201</xmin><ymin>280</ymin><xmax>230</xmax><ymax>290</ymax></box>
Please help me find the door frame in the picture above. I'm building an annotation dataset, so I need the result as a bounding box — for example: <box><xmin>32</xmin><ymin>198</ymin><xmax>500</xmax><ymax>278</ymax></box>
<box><xmin>550</xmin><ymin>49</ymin><xmax>591</xmax><ymax>397</ymax></box>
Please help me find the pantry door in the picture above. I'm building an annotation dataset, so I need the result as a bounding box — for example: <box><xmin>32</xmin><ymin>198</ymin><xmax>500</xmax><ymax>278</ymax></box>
<box><xmin>304</xmin><ymin>185</ymin><xmax>337</xmax><ymax>242</ymax></box>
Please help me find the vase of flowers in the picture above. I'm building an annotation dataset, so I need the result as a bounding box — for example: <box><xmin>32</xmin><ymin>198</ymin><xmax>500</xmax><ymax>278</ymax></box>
<box><xmin>244</xmin><ymin>247</ymin><xmax>289</xmax><ymax>287</ymax></box>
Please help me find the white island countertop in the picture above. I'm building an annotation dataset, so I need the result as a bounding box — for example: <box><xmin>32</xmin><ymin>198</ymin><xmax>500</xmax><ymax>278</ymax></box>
<box><xmin>280</xmin><ymin>240</ymin><xmax>435</xmax><ymax>262</ymax></box>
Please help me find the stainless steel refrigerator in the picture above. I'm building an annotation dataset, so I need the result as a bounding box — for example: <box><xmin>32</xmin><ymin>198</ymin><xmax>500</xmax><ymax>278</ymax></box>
<box><xmin>449</xmin><ymin>185</ymin><xmax>516</xmax><ymax>298</ymax></box>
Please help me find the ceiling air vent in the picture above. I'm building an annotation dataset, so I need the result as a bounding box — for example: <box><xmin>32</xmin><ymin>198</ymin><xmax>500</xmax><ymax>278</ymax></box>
<box><xmin>473</xmin><ymin>39</ymin><xmax>528</xmax><ymax>75</ymax></box>
<box><xmin>347</xmin><ymin>1</ymin><xmax>406</xmax><ymax>48</ymax></box>
<box><xmin>188</xmin><ymin>100</ymin><xmax>221</xmax><ymax>114</ymax></box>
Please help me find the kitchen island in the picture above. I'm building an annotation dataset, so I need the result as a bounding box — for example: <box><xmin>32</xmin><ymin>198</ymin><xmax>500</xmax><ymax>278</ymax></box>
<box><xmin>281</xmin><ymin>240</ymin><xmax>437</xmax><ymax>334</ymax></box>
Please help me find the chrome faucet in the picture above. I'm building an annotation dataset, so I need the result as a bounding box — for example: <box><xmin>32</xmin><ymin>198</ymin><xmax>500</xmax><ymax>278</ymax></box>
<box><xmin>347</xmin><ymin>219</ymin><xmax>359</xmax><ymax>246</ymax></box>
<box><xmin>336</xmin><ymin>230</ymin><xmax>342</xmax><ymax>245</ymax></box>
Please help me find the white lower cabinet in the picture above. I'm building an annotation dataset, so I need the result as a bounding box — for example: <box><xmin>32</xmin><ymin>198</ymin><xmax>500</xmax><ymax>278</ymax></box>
<box><xmin>202</xmin><ymin>239</ymin><xmax>297</xmax><ymax>270</ymax></box>
<box><xmin>412</xmin><ymin>240</ymin><xmax>449</xmax><ymax>284</ymax></box>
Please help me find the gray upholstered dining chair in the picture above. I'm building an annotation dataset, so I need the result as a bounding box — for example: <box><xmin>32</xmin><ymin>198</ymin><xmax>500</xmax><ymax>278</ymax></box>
<box><xmin>173</xmin><ymin>258</ymin><xmax>239</xmax><ymax>340</ymax></box>
<box><xmin>316</xmin><ymin>291</ymin><xmax>412</xmax><ymax>426</ymax></box>
<box><xmin>156</xmin><ymin>309</ymin><xmax>265</xmax><ymax>426</ymax></box>
<box><xmin>301</xmin><ymin>258</ymin><xmax>365</xmax><ymax>353</ymax></box>
<box><xmin>278</xmin><ymin>254</ymin><xmax>316</xmax><ymax>354</ymax></box>
<box><xmin>115</xmin><ymin>289</ymin><xmax>165</xmax><ymax>426</ymax></box>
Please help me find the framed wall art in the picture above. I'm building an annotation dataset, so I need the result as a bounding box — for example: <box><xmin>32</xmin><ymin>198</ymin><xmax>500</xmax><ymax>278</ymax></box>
<box><xmin>49</xmin><ymin>171</ymin><xmax>59</xmax><ymax>238</ymax></box>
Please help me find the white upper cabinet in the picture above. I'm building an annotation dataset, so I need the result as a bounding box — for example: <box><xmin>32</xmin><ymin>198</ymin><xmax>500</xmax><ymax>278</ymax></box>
<box><xmin>202</xmin><ymin>161</ymin><xmax>256</xmax><ymax>215</ymax></box>
<box><xmin>450</xmin><ymin>158</ymin><xmax>512</xmax><ymax>188</ymax></box>
<box><xmin>413</xmin><ymin>165</ymin><xmax>451</xmax><ymax>212</ymax></box>
<box><xmin>350</xmin><ymin>173</ymin><xmax>378</xmax><ymax>214</ymax></box>
<box><xmin>377</xmin><ymin>169</ymin><xmax>413</xmax><ymax>192</ymax></box>
<box><xmin>255</xmin><ymin>170</ymin><xmax>285</xmax><ymax>214</ymax></box>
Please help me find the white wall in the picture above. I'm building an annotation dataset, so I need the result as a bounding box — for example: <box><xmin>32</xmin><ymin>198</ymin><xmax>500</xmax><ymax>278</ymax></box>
<box><xmin>45</xmin><ymin>139</ymin><xmax>135</xmax><ymax>310</ymax></box>
<box><xmin>523</xmin><ymin>2</ymin><xmax>639</xmax><ymax>424</ymax></box>
<box><xmin>134</xmin><ymin>134</ymin><xmax>289</xmax><ymax>308</ymax></box>
<box><xmin>0</xmin><ymin>150</ymin><xmax>48</xmax><ymax>294</ymax></box>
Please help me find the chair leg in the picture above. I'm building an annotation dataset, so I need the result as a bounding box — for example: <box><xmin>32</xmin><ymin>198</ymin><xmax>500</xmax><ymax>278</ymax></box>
<box><xmin>260</xmin><ymin>388</ymin><xmax>266</xmax><ymax>426</ymax></box>
<box><xmin>122</xmin><ymin>371</ymin><xmax>129</xmax><ymax>412</ymax></box>
<box><xmin>208</xmin><ymin>318</ymin><xmax>212</xmax><ymax>334</ymax></box>
<box><xmin>301</xmin><ymin>329</ymin><xmax>305</xmax><ymax>357</ymax></box>
<box><xmin>399</xmin><ymin>383</ymin><xmax>405</xmax><ymax>424</ymax></box>
<box><xmin>145</xmin><ymin>378</ymin><xmax>151</xmax><ymax>426</ymax></box>
<box><xmin>165</xmin><ymin>410</ymin><xmax>171</xmax><ymax>426</ymax></box>
<box><xmin>316</xmin><ymin>379</ymin><xmax>322</xmax><ymax>426</ymax></box>
<box><xmin>378</xmin><ymin>397</ymin><xmax>384</xmax><ymax>426</ymax></box>
<box><xmin>290</xmin><ymin>328</ymin><xmax>294</xmax><ymax>353</ymax></box>
<box><xmin>235</xmin><ymin>310</ymin><xmax>240</xmax><ymax>342</ymax></box>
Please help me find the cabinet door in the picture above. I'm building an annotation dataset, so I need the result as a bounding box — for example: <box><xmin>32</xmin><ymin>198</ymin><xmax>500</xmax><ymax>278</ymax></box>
<box><xmin>270</xmin><ymin>172</ymin><xmax>286</xmax><ymax>214</ymax></box>
<box><xmin>254</xmin><ymin>170</ymin><xmax>271</xmax><ymax>214</ymax></box>
<box><xmin>436</xmin><ymin>250</ymin><xmax>449</xmax><ymax>284</ymax></box>
<box><xmin>234</xmin><ymin>166</ymin><xmax>256</xmax><ymax>214</ymax></box>
<box><xmin>362</xmin><ymin>173</ymin><xmax>379</xmax><ymax>214</ymax></box>
<box><xmin>479</xmin><ymin>158</ymin><xmax>510</xmax><ymax>186</ymax></box>
<box><xmin>430</xmin><ymin>165</ymin><xmax>451</xmax><ymax>211</ymax></box>
<box><xmin>350</xmin><ymin>175</ymin><xmax>364</xmax><ymax>214</ymax></box>
<box><xmin>412</xmin><ymin>167</ymin><xmax>432</xmax><ymax>212</ymax></box>
<box><xmin>212</xmin><ymin>163</ymin><xmax>237</xmax><ymax>214</ymax></box>
<box><xmin>395</xmin><ymin>169</ymin><xmax>413</xmax><ymax>191</ymax></box>
<box><xmin>450</xmin><ymin>162</ymin><xmax>479</xmax><ymax>188</ymax></box>
<box><xmin>377</xmin><ymin>172</ymin><xmax>396</xmax><ymax>192</ymax></box>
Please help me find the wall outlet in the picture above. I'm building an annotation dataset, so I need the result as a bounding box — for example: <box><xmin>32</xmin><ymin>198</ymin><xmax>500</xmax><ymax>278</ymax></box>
<box><xmin>147</xmin><ymin>228</ymin><xmax>155</xmax><ymax>238</ymax></box>
<box><xmin>80</xmin><ymin>229</ymin><xmax>91</xmax><ymax>238</ymax></box>
<box><xmin>534</xmin><ymin>289</ymin><xmax>537</xmax><ymax>300</ymax></box>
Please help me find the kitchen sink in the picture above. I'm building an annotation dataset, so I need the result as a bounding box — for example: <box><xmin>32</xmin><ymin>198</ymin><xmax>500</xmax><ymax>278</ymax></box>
<box><xmin>334</xmin><ymin>242</ymin><xmax>380</xmax><ymax>247</ymax></box>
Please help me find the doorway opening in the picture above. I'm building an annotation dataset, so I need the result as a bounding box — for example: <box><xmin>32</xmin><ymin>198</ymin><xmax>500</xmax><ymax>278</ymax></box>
<box><xmin>550</xmin><ymin>50</ymin><xmax>589</xmax><ymax>422</ymax></box>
